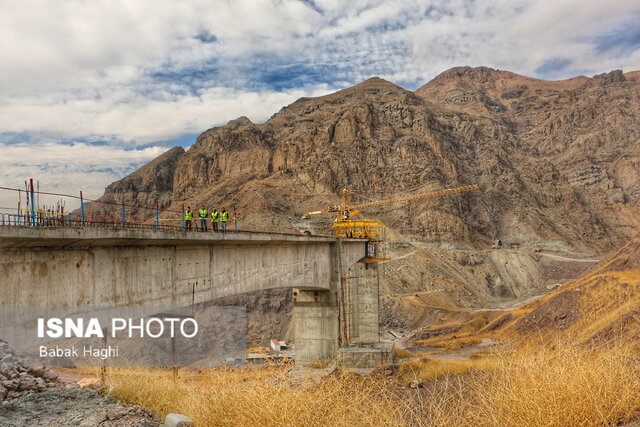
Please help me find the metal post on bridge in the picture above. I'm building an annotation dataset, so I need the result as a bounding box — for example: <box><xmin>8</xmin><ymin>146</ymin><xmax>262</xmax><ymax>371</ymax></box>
<box><xmin>181</xmin><ymin>204</ymin><xmax>185</xmax><ymax>232</ymax></box>
<box><xmin>155</xmin><ymin>200</ymin><xmax>159</xmax><ymax>230</ymax></box>
<box><xmin>80</xmin><ymin>191</ymin><xmax>86</xmax><ymax>227</ymax></box>
<box><xmin>121</xmin><ymin>202</ymin><xmax>126</xmax><ymax>229</ymax></box>
<box><xmin>234</xmin><ymin>206</ymin><xmax>238</xmax><ymax>233</ymax></box>
<box><xmin>29</xmin><ymin>179</ymin><xmax>36</xmax><ymax>227</ymax></box>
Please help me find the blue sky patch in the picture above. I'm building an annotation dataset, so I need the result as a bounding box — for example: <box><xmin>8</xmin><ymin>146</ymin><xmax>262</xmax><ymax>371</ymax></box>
<box><xmin>194</xmin><ymin>31</ymin><xmax>218</xmax><ymax>44</ymax></box>
<box><xmin>595</xmin><ymin>16</ymin><xmax>640</xmax><ymax>55</ymax></box>
<box><xmin>156</xmin><ymin>133</ymin><xmax>199</xmax><ymax>148</ymax></box>
<box><xmin>535</xmin><ymin>58</ymin><xmax>572</xmax><ymax>78</ymax></box>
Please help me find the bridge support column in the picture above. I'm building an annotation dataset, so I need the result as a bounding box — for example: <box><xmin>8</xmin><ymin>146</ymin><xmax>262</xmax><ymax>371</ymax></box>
<box><xmin>347</xmin><ymin>262</ymin><xmax>380</xmax><ymax>344</ymax></box>
<box><xmin>292</xmin><ymin>240</ymin><xmax>386</xmax><ymax>367</ymax></box>
<box><xmin>292</xmin><ymin>289</ymin><xmax>338</xmax><ymax>365</ymax></box>
<box><xmin>336</xmin><ymin>261</ymin><xmax>391</xmax><ymax>368</ymax></box>
<box><xmin>292</xmin><ymin>239</ymin><xmax>346</xmax><ymax>366</ymax></box>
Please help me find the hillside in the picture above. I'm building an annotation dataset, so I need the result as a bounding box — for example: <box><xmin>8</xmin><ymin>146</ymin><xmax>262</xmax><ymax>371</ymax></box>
<box><xmin>408</xmin><ymin>234</ymin><xmax>640</xmax><ymax>349</ymax></box>
<box><xmin>491</xmin><ymin>235</ymin><xmax>640</xmax><ymax>343</ymax></box>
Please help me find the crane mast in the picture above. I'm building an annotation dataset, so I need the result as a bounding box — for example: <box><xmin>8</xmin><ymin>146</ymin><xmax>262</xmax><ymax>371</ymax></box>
<box><xmin>301</xmin><ymin>183</ymin><xmax>480</xmax><ymax>346</ymax></box>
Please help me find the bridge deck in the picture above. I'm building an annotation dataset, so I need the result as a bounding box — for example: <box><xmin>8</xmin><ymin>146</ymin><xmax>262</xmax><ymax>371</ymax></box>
<box><xmin>0</xmin><ymin>226</ymin><xmax>358</xmax><ymax>248</ymax></box>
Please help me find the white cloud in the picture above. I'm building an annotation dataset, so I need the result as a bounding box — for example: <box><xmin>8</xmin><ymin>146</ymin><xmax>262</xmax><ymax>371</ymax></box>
<box><xmin>0</xmin><ymin>0</ymin><xmax>323</xmax><ymax>97</ymax></box>
<box><xmin>0</xmin><ymin>85</ymin><xmax>333</xmax><ymax>145</ymax></box>
<box><xmin>2</xmin><ymin>0</ymin><xmax>638</xmax><ymax>99</ymax></box>
<box><xmin>0</xmin><ymin>0</ymin><xmax>639</xmax><ymax>205</ymax></box>
<box><xmin>0</xmin><ymin>142</ymin><xmax>168</xmax><ymax>211</ymax></box>
<box><xmin>389</xmin><ymin>0</ymin><xmax>640</xmax><ymax>82</ymax></box>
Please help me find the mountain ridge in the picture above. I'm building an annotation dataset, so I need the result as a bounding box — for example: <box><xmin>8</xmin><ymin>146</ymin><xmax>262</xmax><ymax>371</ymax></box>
<box><xmin>85</xmin><ymin>66</ymin><xmax>640</xmax><ymax>254</ymax></box>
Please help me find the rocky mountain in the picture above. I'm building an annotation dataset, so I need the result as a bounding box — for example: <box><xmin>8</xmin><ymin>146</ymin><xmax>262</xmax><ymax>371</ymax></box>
<box><xmin>86</xmin><ymin>67</ymin><xmax>640</xmax><ymax>255</ymax></box>
<box><xmin>85</xmin><ymin>146</ymin><xmax>185</xmax><ymax>221</ymax></box>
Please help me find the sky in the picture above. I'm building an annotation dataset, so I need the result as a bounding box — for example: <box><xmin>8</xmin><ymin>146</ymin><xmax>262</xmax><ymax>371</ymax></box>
<box><xmin>1</xmin><ymin>0</ymin><xmax>640</xmax><ymax>210</ymax></box>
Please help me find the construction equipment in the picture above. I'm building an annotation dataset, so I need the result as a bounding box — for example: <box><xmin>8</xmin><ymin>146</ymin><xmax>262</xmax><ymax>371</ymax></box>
<box><xmin>303</xmin><ymin>184</ymin><xmax>480</xmax><ymax>262</ymax></box>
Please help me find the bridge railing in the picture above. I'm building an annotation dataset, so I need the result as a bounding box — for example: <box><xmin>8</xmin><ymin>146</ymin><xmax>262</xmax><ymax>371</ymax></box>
<box><xmin>0</xmin><ymin>182</ymin><xmax>339</xmax><ymax>239</ymax></box>
<box><xmin>0</xmin><ymin>211</ymin><xmax>341</xmax><ymax>239</ymax></box>
<box><xmin>0</xmin><ymin>212</ymin><xmax>182</xmax><ymax>231</ymax></box>
<box><xmin>0</xmin><ymin>182</ymin><xmax>226</xmax><ymax>233</ymax></box>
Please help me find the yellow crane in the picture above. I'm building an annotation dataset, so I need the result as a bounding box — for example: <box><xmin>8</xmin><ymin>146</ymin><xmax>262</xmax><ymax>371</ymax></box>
<box><xmin>303</xmin><ymin>184</ymin><xmax>480</xmax><ymax>261</ymax></box>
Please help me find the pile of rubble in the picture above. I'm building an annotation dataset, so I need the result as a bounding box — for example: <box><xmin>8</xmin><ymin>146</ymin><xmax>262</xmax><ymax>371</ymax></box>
<box><xmin>0</xmin><ymin>340</ymin><xmax>59</xmax><ymax>402</ymax></box>
<box><xmin>0</xmin><ymin>340</ymin><xmax>160</xmax><ymax>426</ymax></box>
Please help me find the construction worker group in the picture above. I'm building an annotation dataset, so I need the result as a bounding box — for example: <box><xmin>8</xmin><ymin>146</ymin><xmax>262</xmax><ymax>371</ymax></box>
<box><xmin>183</xmin><ymin>206</ymin><xmax>236</xmax><ymax>233</ymax></box>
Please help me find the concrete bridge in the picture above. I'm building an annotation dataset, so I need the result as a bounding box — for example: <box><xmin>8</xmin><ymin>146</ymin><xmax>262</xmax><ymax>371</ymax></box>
<box><xmin>0</xmin><ymin>227</ymin><xmax>384</xmax><ymax>365</ymax></box>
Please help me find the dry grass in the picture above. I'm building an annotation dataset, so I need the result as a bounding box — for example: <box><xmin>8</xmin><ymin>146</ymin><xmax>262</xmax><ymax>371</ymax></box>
<box><xmin>399</xmin><ymin>353</ymin><xmax>497</xmax><ymax>382</ymax></box>
<box><xmin>104</xmin><ymin>367</ymin><xmax>404</xmax><ymax>426</ymax></box>
<box><xmin>415</xmin><ymin>341</ymin><xmax>640</xmax><ymax>427</ymax></box>
<box><xmin>415</xmin><ymin>336</ymin><xmax>483</xmax><ymax>350</ymax></box>
<box><xmin>411</xmin><ymin>314</ymin><xmax>493</xmax><ymax>351</ymax></box>
<box><xmin>393</xmin><ymin>348</ymin><xmax>412</xmax><ymax>359</ymax></box>
<box><xmin>488</xmin><ymin>343</ymin><xmax>640</xmax><ymax>426</ymax></box>
<box><xmin>98</xmin><ymin>340</ymin><xmax>640</xmax><ymax>426</ymax></box>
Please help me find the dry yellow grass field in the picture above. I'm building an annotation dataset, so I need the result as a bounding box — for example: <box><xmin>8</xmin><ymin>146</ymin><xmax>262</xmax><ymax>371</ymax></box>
<box><xmin>94</xmin><ymin>340</ymin><xmax>640</xmax><ymax>426</ymax></box>
<box><xmin>103</xmin><ymin>366</ymin><xmax>404</xmax><ymax>426</ymax></box>
<box><xmin>398</xmin><ymin>352</ymin><xmax>497</xmax><ymax>381</ymax></box>
<box><xmin>414</xmin><ymin>341</ymin><xmax>640</xmax><ymax>427</ymax></box>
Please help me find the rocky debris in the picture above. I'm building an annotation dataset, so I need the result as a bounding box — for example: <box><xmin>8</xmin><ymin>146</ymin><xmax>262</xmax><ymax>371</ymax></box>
<box><xmin>101</xmin><ymin>401</ymin><xmax>160</xmax><ymax>427</ymax></box>
<box><xmin>0</xmin><ymin>340</ymin><xmax>59</xmax><ymax>403</ymax></box>
<box><xmin>409</xmin><ymin>378</ymin><xmax>427</xmax><ymax>389</ymax></box>
<box><xmin>380</xmin><ymin>297</ymin><xmax>410</xmax><ymax>329</ymax></box>
<box><xmin>0</xmin><ymin>340</ymin><xmax>160</xmax><ymax>426</ymax></box>
<box><xmin>0</xmin><ymin>389</ymin><xmax>159</xmax><ymax>427</ymax></box>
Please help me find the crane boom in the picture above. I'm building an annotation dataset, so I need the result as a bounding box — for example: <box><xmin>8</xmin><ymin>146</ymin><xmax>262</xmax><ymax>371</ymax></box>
<box><xmin>347</xmin><ymin>184</ymin><xmax>480</xmax><ymax>210</ymax></box>
<box><xmin>302</xmin><ymin>184</ymin><xmax>479</xmax><ymax>218</ymax></box>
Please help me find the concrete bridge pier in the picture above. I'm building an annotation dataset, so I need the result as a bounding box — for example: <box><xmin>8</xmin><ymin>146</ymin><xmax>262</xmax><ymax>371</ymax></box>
<box><xmin>346</xmin><ymin>262</ymin><xmax>380</xmax><ymax>344</ymax></box>
<box><xmin>335</xmin><ymin>262</ymin><xmax>392</xmax><ymax>368</ymax></box>
<box><xmin>291</xmin><ymin>239</ymin><xmax>344</xmax><ymax>365</ymax></box>
<box><xmin>292</xmin><ymin>241</ymin><xmax>390</xmax><ymax>367</ymax></box>
<box><xmin>291</xmin><ymin>289</ymin><xmax>339</xmax><ymax>365</ymax></box>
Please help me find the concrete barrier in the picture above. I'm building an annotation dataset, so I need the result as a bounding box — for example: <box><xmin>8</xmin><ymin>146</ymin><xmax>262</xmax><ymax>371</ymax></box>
<box><xmin>161</xmin><ymin>413</ymin><xmax>193</xmax><ymax>427</ymax></box>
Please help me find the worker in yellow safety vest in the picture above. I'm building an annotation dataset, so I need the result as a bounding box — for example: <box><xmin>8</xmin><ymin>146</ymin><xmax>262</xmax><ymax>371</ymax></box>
<box><xmin>220</xmin><ymin>208</ymin><xmax>228</xmax><ymax>233</ymax></box>
<box><xmin>198</xmin><ymin>206</ymin><xmax>208</xmax><ymax>232</ymax></box>
<box><xmin>184</xmin><ymin>207</ymin><xmax>193</xmax><ymax>231</ymax></box>
<box><xmin>211</xmin><ymin>209</ymin><xmax>219</xmax><ymax>232</ymax></box>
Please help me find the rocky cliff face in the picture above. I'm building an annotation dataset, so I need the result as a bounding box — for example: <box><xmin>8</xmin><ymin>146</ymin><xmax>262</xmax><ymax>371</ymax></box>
<box><xmin>416</xmin><ymin>67</ymin><xmax>640</xmax><ymax>252</ymax></box>
<box><xmin>88</xmin><ymin>68</ymin><xmax>640</xmax><ymax>254</ymax></box>
<box><xmin>85</xmin><ymin>146</ymin><xmax>185</xmax><ymax>220</ymax></box>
